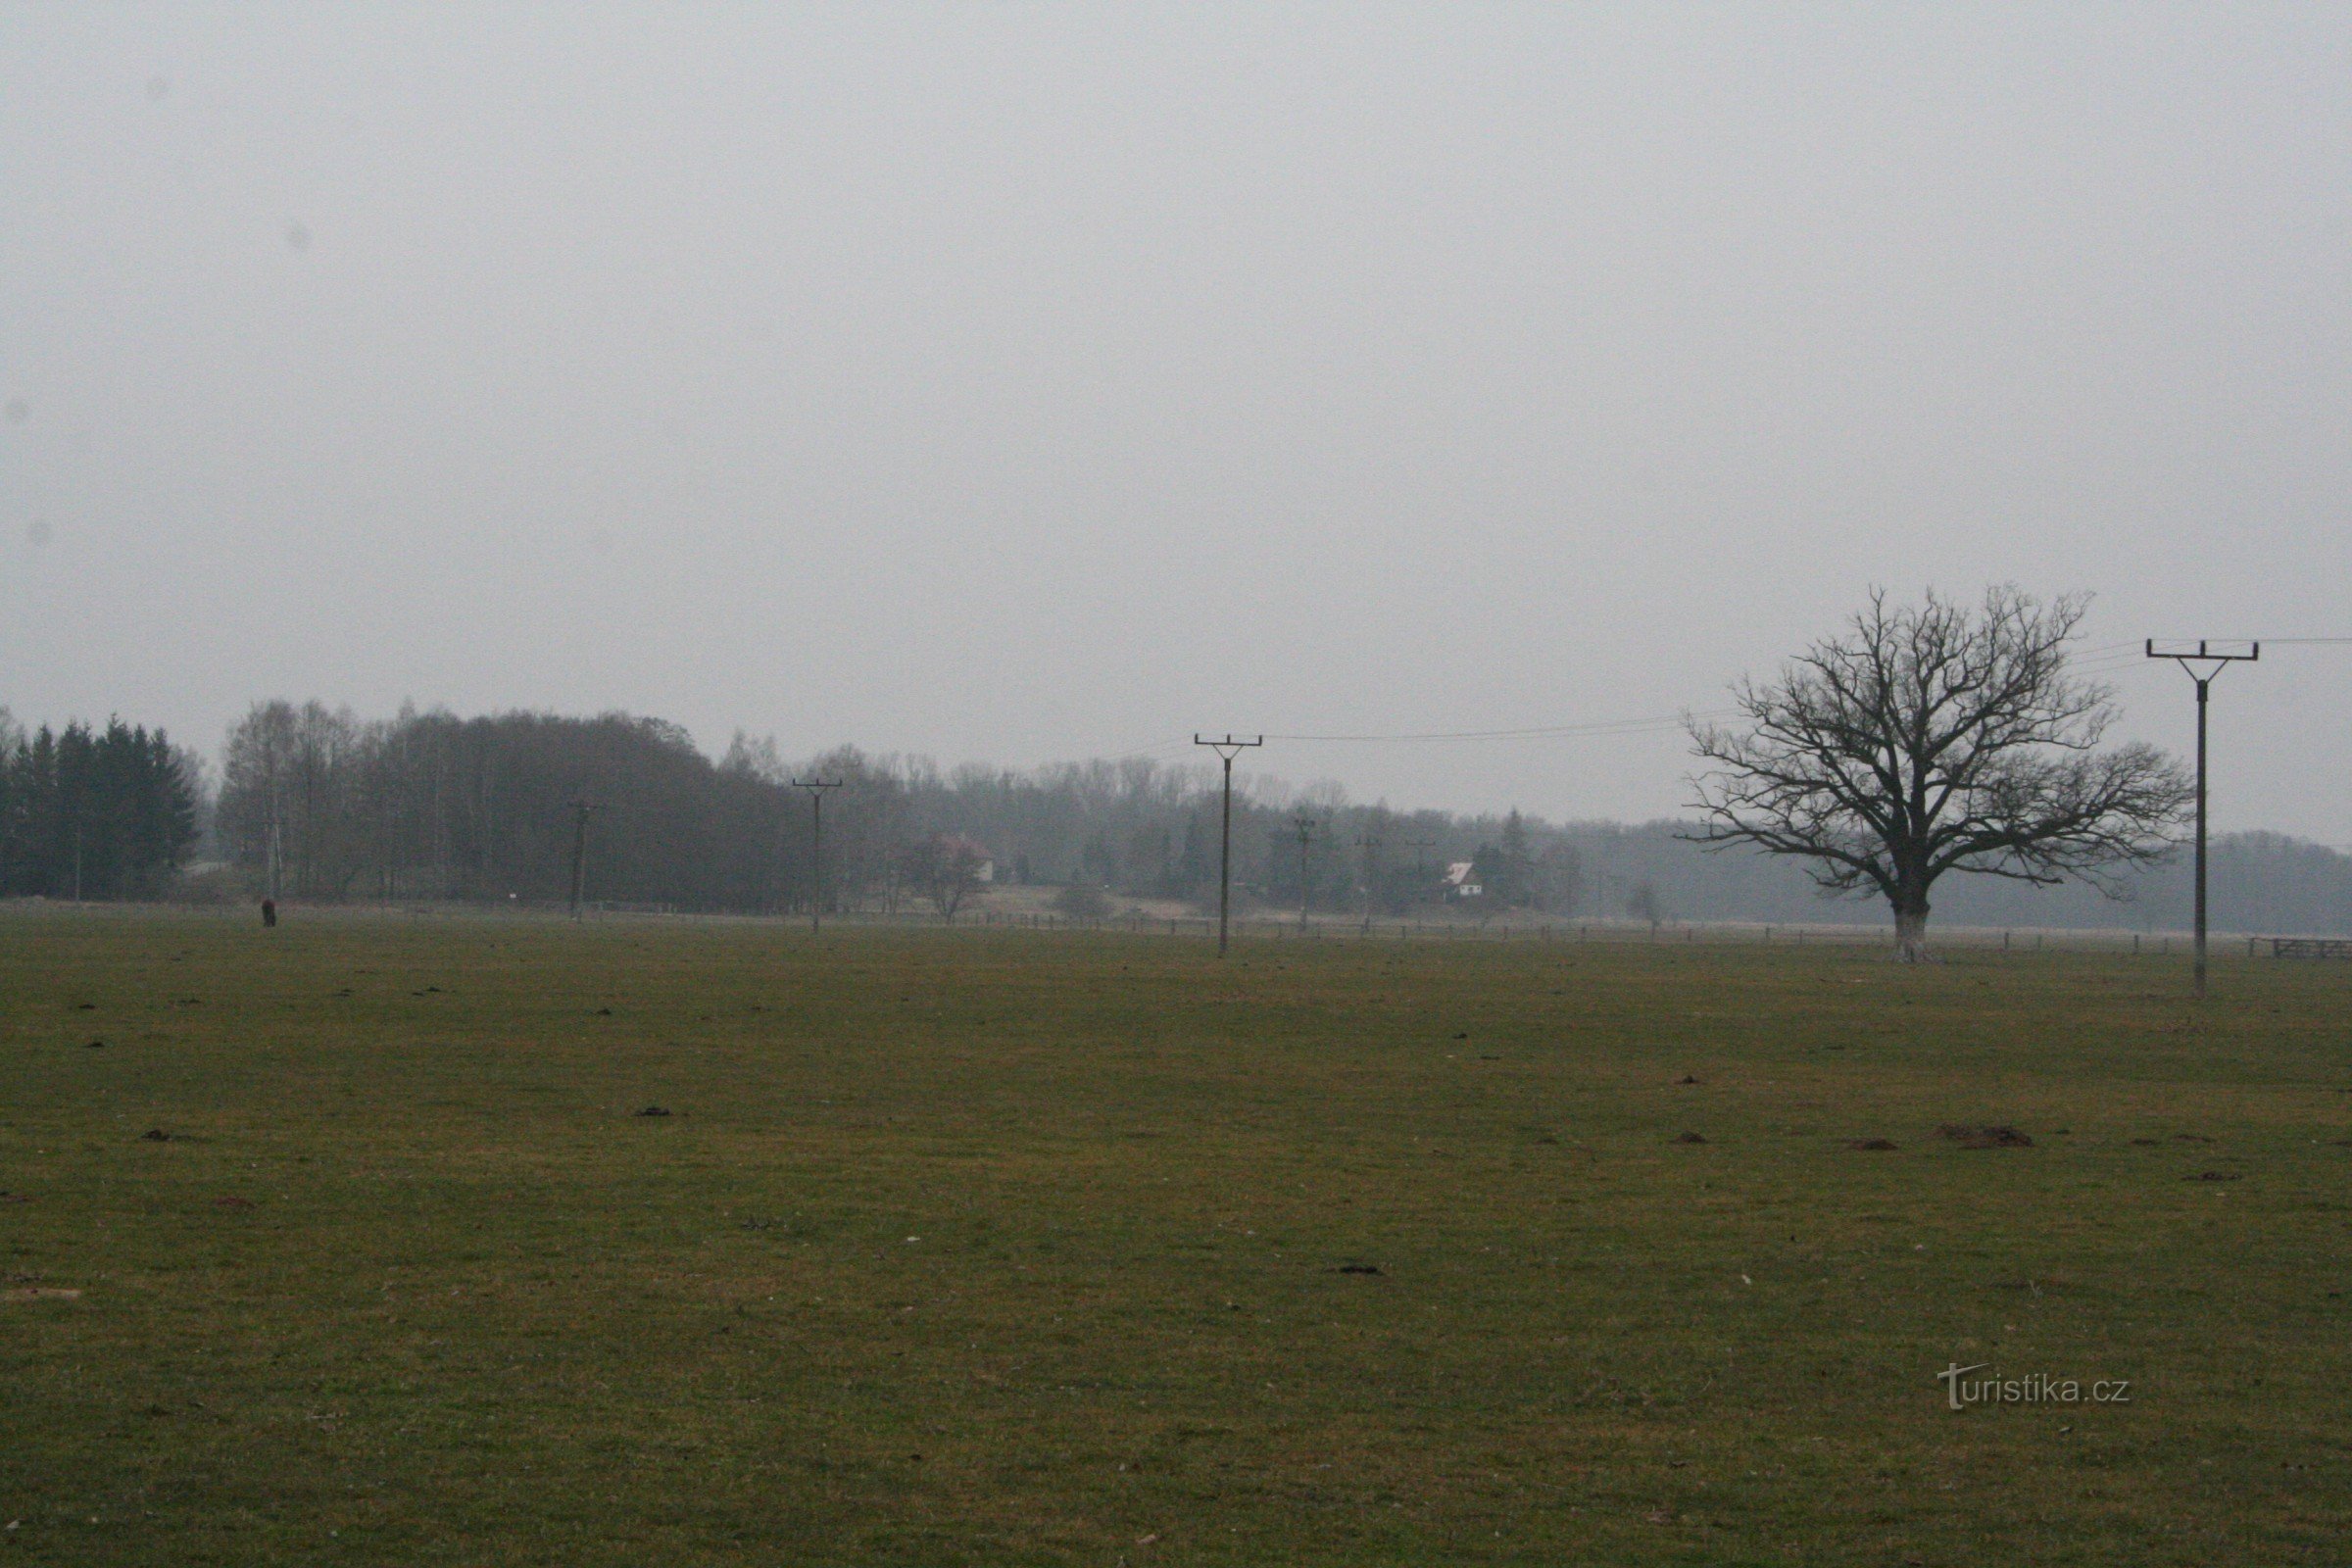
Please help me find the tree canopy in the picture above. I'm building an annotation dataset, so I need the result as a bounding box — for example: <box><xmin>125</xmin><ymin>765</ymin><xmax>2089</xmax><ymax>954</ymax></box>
<box><xmin>0</xmin><ymin>712</ymin><xmax>199</xmax><ymax>899</ymax></box>
<box><xmin>1685</xmin><ymin>587</ymin><xmax>2192</xmax><ymax>958</ymax></box>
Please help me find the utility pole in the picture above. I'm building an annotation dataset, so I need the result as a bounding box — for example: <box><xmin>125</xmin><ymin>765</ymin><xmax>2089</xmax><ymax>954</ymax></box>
<box><xmin>1353</xmin><ymin>832</ymin><xmax>1382</xmax><ymax>933</ymax></box>
<box><xmin>1293</xmin><ymin>814</ymin><xmax>1318</xmax><ymax>932</ymax></box>
<box><xmin>1404</xmin><ymin>834</ymin><xmax>1438</xmax><ymax>875</ymax></box>
<box><xmin>1403</xmin><ymin>834</ymin><xmax>1438</xmax><ymax>912</ymax></box>
<box><xmin>2148</xmin><ymin>640</ymin><xmax>2259</xmax><ymax>999</ymax></box>
<box><xmin>791</xmin><ymin>776</ymin><xmax>844</xmax><ymax>933</ymax></box>
<box><xmin>566</xmin><ymin>800</ymin><xmax>596</xmax><ymax>920</ymax></box>
<box><xmin>1193</xmin><ymin>735</ymin><xmax>1262</xmax><ymax>956</ymax></box>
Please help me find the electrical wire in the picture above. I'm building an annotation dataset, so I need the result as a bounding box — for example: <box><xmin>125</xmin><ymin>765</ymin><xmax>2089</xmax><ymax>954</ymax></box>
<box><xmin>1110</xmin><ymin>639</ymin><xmax>2336</xmax><ymax>760</ymax></box>
<box><xmin>1263</xmin><ymin>710</ymin><xmax>1740</xmax><ymax>744</ymax></box>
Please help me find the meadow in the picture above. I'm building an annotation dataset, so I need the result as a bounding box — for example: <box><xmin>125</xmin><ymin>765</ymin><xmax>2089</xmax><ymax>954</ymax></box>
<box><xmin>2</xmin><ymin>908</ymin><xmax>2346</xmax><ymax>1565</ymax></box>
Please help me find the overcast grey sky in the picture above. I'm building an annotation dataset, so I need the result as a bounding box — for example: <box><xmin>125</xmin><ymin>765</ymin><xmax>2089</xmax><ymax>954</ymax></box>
<box><xmin>3</xmin><ymin>5</ymin><xmax>2346</xmax><ymax>836</ymax></box>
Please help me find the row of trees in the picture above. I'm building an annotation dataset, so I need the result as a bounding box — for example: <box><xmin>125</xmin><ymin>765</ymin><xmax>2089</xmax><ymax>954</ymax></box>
<box><xmin>9</xmin><ymin>685</ymin><xmax>2342</xmax><ymax>935</ymax></box>
<box><xmin>15</xmin><ymin>588</ymin><xmax>2342</xmax><ymax>942</ymax></box>
<box><xmin>197</xmin><ymin>673</ymin><xmax>2346</xmax><ymax>940</ymax></box>
<box><xmin>0</xmin><ymin>711</ymin><xmax>200</xmax><ymax>900</ymax></box>
<box><xmin>217</xmin><ymin>703</ymin><xmax>780</xmax><ymax>906</ymax></box>
<box><xmin>204</xmin><ymin>702</ymin><xmax>1586</xmax><ymax>916</ymax></box>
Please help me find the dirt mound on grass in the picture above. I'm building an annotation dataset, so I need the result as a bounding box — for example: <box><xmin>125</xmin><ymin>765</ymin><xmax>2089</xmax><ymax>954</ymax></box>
<box><xmin>1937</xmin><ymin>1124</ymin><xmax>2033</xmax><ymax>1149</ymax></box>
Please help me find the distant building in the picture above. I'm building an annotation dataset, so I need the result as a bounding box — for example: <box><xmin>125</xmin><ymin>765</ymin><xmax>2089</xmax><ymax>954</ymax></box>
<box><xmin>1443</xmin><ymin>860</ymin><xmax>1484</xmax><ymax>902</ymax></box>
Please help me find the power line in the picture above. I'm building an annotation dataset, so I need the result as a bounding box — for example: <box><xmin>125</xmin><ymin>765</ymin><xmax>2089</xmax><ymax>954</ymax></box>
<box><xmin>1263</xmin><ymin>710</ymin><xmax>1737</xmax><ymax>745</ymax></box>
<box><xmin>1005</xmin><ymin>634</ymin><xmax>2335</xmax><ymax>776</ymax></box>
<box><xmin>1109</xmin><ymin>640</ymin><xmax>2235</xmax><ymax>760</ymax></box>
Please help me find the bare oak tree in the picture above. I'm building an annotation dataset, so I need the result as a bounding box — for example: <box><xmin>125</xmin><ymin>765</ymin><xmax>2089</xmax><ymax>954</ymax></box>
<box><xmin>1685</xmin><ymin>587</ymin><xmax>2190</xmax><ymax>959</ymax></box>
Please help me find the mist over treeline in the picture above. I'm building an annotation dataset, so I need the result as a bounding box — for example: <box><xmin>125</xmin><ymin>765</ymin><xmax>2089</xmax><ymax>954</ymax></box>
<box><xmin>5</xmin><ymin>699</ymin><xmax>2348</xmax><ymax>936</ymax></box>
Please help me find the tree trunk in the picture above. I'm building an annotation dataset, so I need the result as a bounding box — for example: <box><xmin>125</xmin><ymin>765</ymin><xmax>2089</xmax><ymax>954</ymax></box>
<box><xmin>1892</xmin><ymin>897</ymin><xmax>1933</xmax><ymax>962</ymax></box>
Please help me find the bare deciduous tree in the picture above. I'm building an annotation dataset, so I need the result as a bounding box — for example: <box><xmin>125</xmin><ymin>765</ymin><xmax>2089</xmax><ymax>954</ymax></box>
<box><xmin>1685</xmin><ymin>587</ymin><xmax>2190</xmax><ymax>960</ymax></box>
<box><xmin>900</xmin><ymin>833</ymin><xmax>991</xmax><ymax>922</ymax></box>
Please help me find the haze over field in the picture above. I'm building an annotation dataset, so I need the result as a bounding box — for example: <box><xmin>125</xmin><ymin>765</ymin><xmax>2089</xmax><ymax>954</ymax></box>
<box><xmin>3</xmin><ymin>6</ymin><xmax>2347</xmax><ymax>837</ymax></box>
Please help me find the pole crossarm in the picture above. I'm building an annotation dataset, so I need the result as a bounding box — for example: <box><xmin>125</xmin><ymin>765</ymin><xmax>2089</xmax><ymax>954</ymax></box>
<box><xmin>2147</xmin><ymin>639</ymin><xmax>2260</xmax><ymax>680</ymax></box>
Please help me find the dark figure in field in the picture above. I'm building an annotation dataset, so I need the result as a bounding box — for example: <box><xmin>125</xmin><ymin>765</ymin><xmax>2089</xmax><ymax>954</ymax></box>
<box><xmin>261</xmin><ymin>899</ymin><xmax>276</xmax><ymax>929</ymax></box>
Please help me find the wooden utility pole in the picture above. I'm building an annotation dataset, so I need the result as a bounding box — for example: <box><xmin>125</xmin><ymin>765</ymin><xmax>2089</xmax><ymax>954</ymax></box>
<box><xmin>1293</xmin><ymin>814</ymin><xmax>1318</xmax><ymax>932</ymax></box>
<box><xmin>2148</xmin><ymin>640</ymin><xmax>2259</xmax><ymax>998</ymax></box>
<box><xmin>566</xmin><ymin>800</ymin><xmax>596</xmax><ymax>920</ymax></box>
<box><xmin>1353</xmin><ymin>832</ymin><xmax>1381</xmax><ymax>933</ymax></box>
<box><xmin>791</xmin><ymin>777</ymin><xmax>844</xmax><ymax>933</ymax></box>
<box><xmin>1404</xmin><ymin>835</ymin><xmax>1438</xmax><ymax>875</ymax></box>
<box><xmin>1193</xmin><ymin>735</ymin><xmax>1262</xmax><ymax>956</ymax></box>
<box><xmin>1402</xmin><ymin>834</ymin><xmax>1438</xmax><ymax>912</ymax></box>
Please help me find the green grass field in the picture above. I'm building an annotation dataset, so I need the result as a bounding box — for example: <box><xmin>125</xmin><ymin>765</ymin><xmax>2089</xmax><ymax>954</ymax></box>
<box><xmin>3</xmin><ymin>910</ymin><xmax>2347</xmax><ymax>1564</ymax></box>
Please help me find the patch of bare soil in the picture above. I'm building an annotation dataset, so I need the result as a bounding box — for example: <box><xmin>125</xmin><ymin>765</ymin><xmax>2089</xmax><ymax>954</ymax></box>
<box><xmin>1936</xmin><ymin>1124</ymin><xmax>2033</xmax><ymax>1149</ymax></box>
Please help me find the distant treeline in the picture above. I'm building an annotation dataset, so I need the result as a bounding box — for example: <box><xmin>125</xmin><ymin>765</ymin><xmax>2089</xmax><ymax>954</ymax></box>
<box><xmin>0</xmin><ymin>712</ymin><xmax>200</xmax><ymax>900</ymax></box>
<box><xmin>7</xmin><ymin>698</ymin><xmax>2348</xmax><ymax>936</ymax></box>
<box><xmin>204</xmin><ymin>701</ymin><xmax>1597</xmax><ymax>917</ymax></box>
<box><xmin>1534</xmin><ymin>820</ymin><xmax>2352</xmax><ymax>938</ymax></box>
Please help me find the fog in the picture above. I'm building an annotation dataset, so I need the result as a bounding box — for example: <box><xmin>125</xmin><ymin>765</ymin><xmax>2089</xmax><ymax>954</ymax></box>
<box><xmin>4</xmin><ymin>5</ymin><xmax>2346</xmax><ymax>839</ymax></box>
